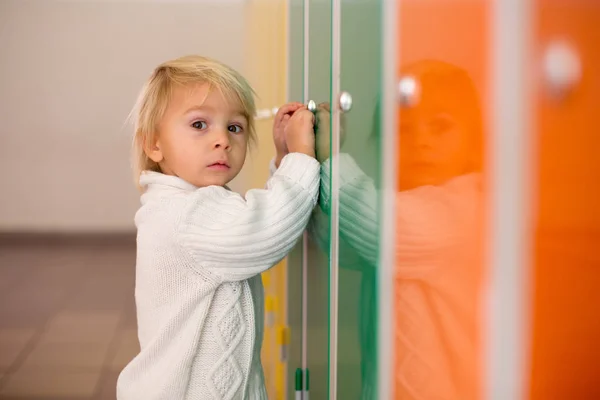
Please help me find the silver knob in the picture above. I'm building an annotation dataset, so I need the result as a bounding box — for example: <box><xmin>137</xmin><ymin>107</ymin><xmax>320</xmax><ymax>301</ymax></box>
<box><xmin>307</xmin><ymin>100</ymin><xmax>317</xmax><ymax>112</ymax></box>
<box><xmin>543</xmin><ymin>39</ymin><xmax>581</xmax><ymax>100</ymax></box>
<box><xmin>339</xmin><ymin>91</ymin><xmax>352</xmax><ymax>112</ymax></box>
<box><xmin>398</xmin><ymin>75</ymin><xmax>420</xmax><ymax>107</ymax></box>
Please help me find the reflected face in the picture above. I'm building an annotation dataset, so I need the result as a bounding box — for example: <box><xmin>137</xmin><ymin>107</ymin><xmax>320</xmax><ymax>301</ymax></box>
<box><xmin>395</xmin><ymin>61</ymin><xmax>483</xmax><ymax>191</ymax></box>
<box><xmin>398</xmin><ymin>102</ymin><xmax>471</xmax><ymax>190</ymax></box>
<box><xmin>146</xmin><ymin>83</ymin><xmax>249</xmax><ymax>188</ymax></box>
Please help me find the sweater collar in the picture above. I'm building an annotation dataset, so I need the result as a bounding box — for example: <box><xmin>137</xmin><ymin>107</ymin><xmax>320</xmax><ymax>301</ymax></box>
<box><xmin>139</xmin><ymin>170</ymin><xmax>198</xmax><ymax>192</ymax></box>
<box><xmin>139</xmin><ymin>170</ymin><xmax>232</xmax><ymax>197</ymax></box>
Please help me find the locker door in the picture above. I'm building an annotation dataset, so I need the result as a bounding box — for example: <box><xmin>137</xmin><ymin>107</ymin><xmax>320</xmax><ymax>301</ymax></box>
<box><xmin>529</xmin><ymin>1</ymin><xmax>600</xmax><ymax>398</ymax></box>
<box><xmin>332</xmin><ymin>0</ymin><xmax>385</xmax><ymax>398</ymax></box>
<box><xmin>393</xmin><ymin>1</ymin><xmax>490</xmax><ymax>399</ymax></box>
<box><xmin>287</xmin><ymin>0</ymin><xmax>333</xmax><ymax>399</ymax></box>
<box><xmin>285</xmin><ymin>2</ymin><xmax>305</xmax><ymax>398</ymax></box>
<box><xmin>304</xmin><ymin>1</ymin><xmax>333</xmax><ymax>398</ymax></box>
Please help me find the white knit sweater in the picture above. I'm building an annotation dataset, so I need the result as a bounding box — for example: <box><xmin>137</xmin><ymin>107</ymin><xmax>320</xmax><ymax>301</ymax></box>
<box><xmin>116</xmin><ymin>153</ymin><xmax>319</xmax><ymax>400</ymax></box>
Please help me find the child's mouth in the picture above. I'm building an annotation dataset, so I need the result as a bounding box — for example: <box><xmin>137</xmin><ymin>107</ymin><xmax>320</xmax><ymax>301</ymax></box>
<box><xmin>208</xmin><ymin>162</ymin><xmax>230</xmax><ymax>170</ymax></box>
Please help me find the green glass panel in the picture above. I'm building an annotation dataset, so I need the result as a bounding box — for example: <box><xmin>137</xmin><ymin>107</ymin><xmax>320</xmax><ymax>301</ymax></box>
<box><xmin>306</xmin><ymin>0</ymin><xmax>384</xmax><ymax>398</ymax></box>
<box><xmin>336</xmin><ymin>1</ymin><xmax>383</xmax><ymax>399</ymax></box>
<box><xmin>289</xmin><ymin>1</ymin><xmax>383</xmax><ymax>398</ymax></box>
<box><xmin>305</xmin><ymin>1</ymin><xmax>333</xmax><ymax>399</ymax></box>
<box><xmin>286</xmin><ymin>1</ymin><xmax>333</xmax><ymax>399</ymax></box>
<box><xmin>300</xmin><ymin>0</ymin><xmax>383</xmax><ymax>398</ymax></box>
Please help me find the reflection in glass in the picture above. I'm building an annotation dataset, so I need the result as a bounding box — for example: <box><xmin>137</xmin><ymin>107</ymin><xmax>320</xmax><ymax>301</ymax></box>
<box><xmin>310</xmin><ymin>60</ymin><xmax>485</xmax><ymax>399</ymax></box>
<box><xmin>304</xmin><ymin>1</ymin><xmax>334</xmax><ymax>399</ymax></box>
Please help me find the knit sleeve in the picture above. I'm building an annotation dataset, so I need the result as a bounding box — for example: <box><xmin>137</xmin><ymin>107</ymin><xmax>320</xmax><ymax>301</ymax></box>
<box><xmin>318</xmin><ymin>153</ymin><xmax>482</xmax><ymax>279</ymax></box>
<box><xmin>177</xmin><ymin>152</ymin><xmax>320</xmax><ymax>281</ymax></box>
<box><xmin>268</xmin><ymin>157</ymin><xmax>277</xmax><ymax>179</ymax></box>
<box><xmin>318</xmin><ymin>154</ymin><xmax>380</xmax><ymax>267</ymax></box>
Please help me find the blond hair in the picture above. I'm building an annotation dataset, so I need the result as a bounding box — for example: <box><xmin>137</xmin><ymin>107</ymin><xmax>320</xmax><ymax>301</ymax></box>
<box><xmin>130</xmin><ymin>55</ymin><xmax>257</xmax><ymax>187</ymax></box>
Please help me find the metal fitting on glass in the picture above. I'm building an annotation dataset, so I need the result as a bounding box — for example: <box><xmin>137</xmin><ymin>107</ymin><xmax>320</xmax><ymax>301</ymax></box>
<box><xmin>398</xmin><ymin>75</ymin><xmax>420</xmax><ymax>107</ymax></box>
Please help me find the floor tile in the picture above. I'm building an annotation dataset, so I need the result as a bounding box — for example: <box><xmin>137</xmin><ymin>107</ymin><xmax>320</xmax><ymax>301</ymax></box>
<box><xmin>0</xmin><ymin>306</ymin><xmax>54</xmax><ymax>330</ymax></box>
<box><xmin>94</xmin><ymin>370</ymin><xmax>120</xmax><ymax>400</ymax></box>
<box><xmin>20</xmin><ymin>341</ymin><xmax>110</xmax><ymax>370</ymax></box>
<box><xmin>0</xmin><ymin>248</ymin><xmax>48</xmax><ymax>275</ymax></box>
<box><xmin>120</xmin><ymin>301</ymin><xmax>138</xmax><ymax>329</ymax></box>
<box><xmin>39</xmin><ymin>311</ymin><xmax>121</xmax><ymax>345</ymax></box>
<box><xmin>0</xmin><ymin>328</ymin><xmax>36</xmax><ymax>371</ymax></box>
<box><xmin>0</xmin><ymin>369</ymin><xmax>100</xmax><ymax>397</ymax></box>
<box><xmin>0</xmin><ymin>278</ymin><xmax>67</xmax><ymax>328</ymax></box>
<box><xmin>90</xmin><ymin>247</ymin><xmax>135</xmax><ymax>268</ymax></box>
<box><xmin>0</xmin><ymin>286</ymin><xmax>67</xmax><ymax>329</ymax></box>
<box><xmin>0</xmin><ymin>397</ymin><xmax>87</xmax><ymax>400</ymax></box>
<box><xmin>28</xmin><ymin>261</ymin><xmax>85</xmax><ymax>287</ymax></box>
<box><xmin>108</xmin><ymin>329</ymin><xmax>139</xmax><ymax>371</ymax></box>
<box><xmin>0</xmin><ymin>241</ymin><xmax>133</xmax><ymax>399</ymax></box>
<box><xmin>65</xmin><ymin>278</ymin><xmax>131</xmax><ymax>312</ymax></box>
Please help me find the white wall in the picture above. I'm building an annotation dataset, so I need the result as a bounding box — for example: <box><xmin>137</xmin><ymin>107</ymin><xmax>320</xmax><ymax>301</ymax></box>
<box><xmin>0</xmin><ymin>0</ymin><xmax>247</xmax><ymax>232</ymax></box>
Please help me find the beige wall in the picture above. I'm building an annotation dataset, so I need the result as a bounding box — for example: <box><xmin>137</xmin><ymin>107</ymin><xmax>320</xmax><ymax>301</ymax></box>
<box><xmin>0</xmin><ymin>0</ymin><xmax>248</xmax><ymax>232</ymax></box>
<box><xmin>237</xmin><ymin>1</ymin><xmax>288</xmax><ymax>192</ymax></box>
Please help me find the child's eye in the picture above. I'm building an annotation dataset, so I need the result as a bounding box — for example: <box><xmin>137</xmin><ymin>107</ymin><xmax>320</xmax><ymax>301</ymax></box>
<box><xmin>228</xmin><ymin>124</ymin><xmax>243</xmax><ymax>134</ymax></box>
<box><xmin>430</xmin><ymin>115</ymin><xmax>454</xmax><ymax>132</ymax></box>
<box><xmin>191</xmin><ymin>121</ymin><xmax>208</xmax><ymax>130</ymax></box>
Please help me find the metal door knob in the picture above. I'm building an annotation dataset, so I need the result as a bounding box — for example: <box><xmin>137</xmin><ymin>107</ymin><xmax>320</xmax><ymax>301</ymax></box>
<box><xmin>339</xmin><ymin>91</ymin><xmax>352</xmax><ymax>112</ymax></box>
<box><xmin>543</xmin><ymin>39</ymin><xmax>581</xmax><ymax>100</ymax></box>
<box><xmin>307</xmin><ymin>100</ymin><xmax>317</xmax><ymax>112</ymax></box>
<box><xmin>398</xmin><ymin>75</ymin><xmax>420</xmax><ymax>107</ymax></box>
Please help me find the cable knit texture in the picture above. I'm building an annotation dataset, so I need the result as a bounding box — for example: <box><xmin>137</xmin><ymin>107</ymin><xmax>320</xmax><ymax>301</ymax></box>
<box><xmin>116</xmin><ymin>153</ymin><xmax>319</xmax><ymax>400</ymax></box>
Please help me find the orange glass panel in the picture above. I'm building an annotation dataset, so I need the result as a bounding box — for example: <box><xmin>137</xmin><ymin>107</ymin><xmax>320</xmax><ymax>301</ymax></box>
<box><xmin>529</xmin><ymin>1</ymin><xmax>600</xmax><ymax>399</ymax></box>
<box><xmin>394</xmin><ymin>2</ymin><xmax>489</xmax><ymax>399</ymax></box>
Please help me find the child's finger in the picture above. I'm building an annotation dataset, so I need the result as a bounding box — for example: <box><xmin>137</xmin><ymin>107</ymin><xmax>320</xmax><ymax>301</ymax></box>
<box><xmin>279</xmin><ymin>103</ymin><xmax>304</xmax><ymax>117</ymax></box>
<box><xmin>287</xmin><ymin>102</ymin><xmax>304</xmax><ymax>109</ymax></box>
<box><xmin>291</xmin><ymin>105</ymin><xmax>308</xmax><ymax>115</ymax></box>
<box><xmin>275</xmin><ymin>105</ymin><xmax>294</xmax><ymax>125</ymax></box>
<box><xmin>276</xmin><ymin>104</ymin><xmax>293</xmax><ymax>116</ymax></box>
<box><xmin>318</xmin><ymin>102</ymin><xmax>330</xmax><ymax>112</ymax></box>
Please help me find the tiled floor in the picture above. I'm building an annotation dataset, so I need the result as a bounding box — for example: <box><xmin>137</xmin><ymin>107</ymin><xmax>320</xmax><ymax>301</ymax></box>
<box><xmin>0</xmin><ymin>238</ymin><xmax>139</xmax><ymax>400</ymax></box>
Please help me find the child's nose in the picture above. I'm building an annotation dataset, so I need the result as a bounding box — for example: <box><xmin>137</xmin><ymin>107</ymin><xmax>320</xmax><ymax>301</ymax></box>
<box><xmin>213</xmin><ymin>129</ymin><xmax>231</xmax><ymax>150</ymax></box>
<box><xmin>414</xmin><ymin>127</ymin><xmax>434</xmax><ymax>149</ymax></box>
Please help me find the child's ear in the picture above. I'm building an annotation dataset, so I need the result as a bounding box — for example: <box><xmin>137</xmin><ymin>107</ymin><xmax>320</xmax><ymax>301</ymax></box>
<box><xmin>144</xmin><ymin>135</ymin><xmax>164</xmax><ymax>163</ymax></box>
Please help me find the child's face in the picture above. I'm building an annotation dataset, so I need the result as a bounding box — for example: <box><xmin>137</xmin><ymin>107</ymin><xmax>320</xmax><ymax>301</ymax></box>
<box><xmin>398</xmin><ymin>102</ymin><xmax>470</xmax><ymax>191</ymax></box>
<box><xmin>148</xmin><ymin>83</ymin><xmax>248</xmax><ymax>188</ymax></box>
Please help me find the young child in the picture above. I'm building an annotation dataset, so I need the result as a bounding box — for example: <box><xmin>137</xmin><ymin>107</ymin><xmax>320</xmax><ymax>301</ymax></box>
<box><xmin>116</xmin><ymin>55</ymin><xmax>319</xmax><ymax>400</ymax></box>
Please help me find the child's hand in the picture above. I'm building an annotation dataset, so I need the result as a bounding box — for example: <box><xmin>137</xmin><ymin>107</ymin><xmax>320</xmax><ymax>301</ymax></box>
<box><xmin>315</xmin><ymin>103</ymin><xmax>331</xmax><ymax>163</ymax></box>
<box><xmin>273</xmin><ymin>102</ymin><xmax>304</xmax><ymax>167</ymax></box>
<box><xmin>314</xmin><ymin>102</ymin><xmax>346</xmax><ymax>163</ymax></box>
<box><xmin>284</xmin><ymin>107</ymin><xmax>316</xmax><ymax>159</ymax></box>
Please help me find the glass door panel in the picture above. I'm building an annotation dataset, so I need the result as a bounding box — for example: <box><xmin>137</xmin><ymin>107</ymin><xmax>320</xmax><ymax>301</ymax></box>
<box><xmin>529</xmin><ymin>1</ymin><xmax>600</xmax><ymax>398</ymax></box>
<box><xmin>394</xmin><ymin>1</ymin><xmax>490</xmax><ymax>399</ymax></box>
<box><xmin>287</xmin><ymin>0</ymin><xmax>333</xmax><ymax>399</ymax></box>
<box><xmin>305</xmin><ymin>1</ymin><xmax>333</xmax><ymax>399</ymax></box>
<box><xmin>334</xmin><ymin>0</ymin><xmax>384</xmax><ymax>398</ymax></box>
<box><xmin>285</xmin><ymin>1</ymin><xmax>307</xmax><ymax>399</ymax></box>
